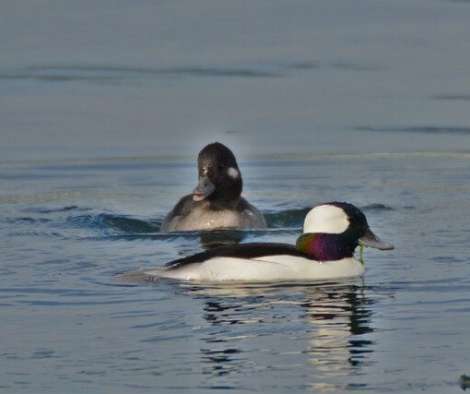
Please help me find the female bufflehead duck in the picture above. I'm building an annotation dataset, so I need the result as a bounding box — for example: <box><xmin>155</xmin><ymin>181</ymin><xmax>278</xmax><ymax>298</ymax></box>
<box><xmin>147</xmin><ymin>202</ymin><xmax>393</xmax><ymax>282</ymax></box>
<box><xmin>161</xmin><ymin>142</ymin><xmax>266</xmax><ymax>232</ymax></box>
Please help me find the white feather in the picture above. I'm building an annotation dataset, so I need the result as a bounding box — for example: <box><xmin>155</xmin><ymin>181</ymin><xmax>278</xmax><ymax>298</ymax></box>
<box><xmin>145</xmin><ymin>256</ymin><xmax>364</xmax><ymax>283</ymax></box>
<box><xmin>227</xmin><ymin>167</ymin><xmax>239</xmax><ymax>179</ymax></box>
<box><xmin>303</xmin><ymin>204</ymin><xmax>349</xmax><ymax>234</ymax></box>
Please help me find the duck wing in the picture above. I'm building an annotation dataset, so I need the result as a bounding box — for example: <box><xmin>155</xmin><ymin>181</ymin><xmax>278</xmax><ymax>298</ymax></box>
<box><xmin>160</xmin><ymin>194</ymin><xmax>194</xmax><ymax>231</ymax></box>
<box><xmin>165</xmin><ymin>242</ymin><xmax>308</xmax><ymax>269</ymax></box>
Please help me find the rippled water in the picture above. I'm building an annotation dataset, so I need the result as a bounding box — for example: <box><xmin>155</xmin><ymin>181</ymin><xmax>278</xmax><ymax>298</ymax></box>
<box><xmin>3</xmin><ymin>0</ymin><xmax>470</xmax><ymax>392</ymax></box>
<box><xmin>2</xmin><ymin>153</ymin><xmax>470</xmax><ymax>393</ymax></box>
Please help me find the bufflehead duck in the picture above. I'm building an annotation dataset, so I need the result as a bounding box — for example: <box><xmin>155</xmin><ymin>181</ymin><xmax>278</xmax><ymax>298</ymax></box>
<box><xmin>147</xmin><ymin>202</ymin><xmax>393</xmax><ymax>282</ymax></box>
<box><xmin>160</xmin><ymin>142</ymin><xmax>266</xmax><ymax>232</ymax></box>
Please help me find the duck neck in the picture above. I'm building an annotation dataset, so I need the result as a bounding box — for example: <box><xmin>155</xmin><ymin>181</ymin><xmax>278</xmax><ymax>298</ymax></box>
<box><xmin>207</xmin><ymin>177</ymin><xmax>242</xmax><ymax>210</ymax></box>
<box><xmin>207</xmin><ymin>195</ymin><xmax>240</xmax><ymax>210</ymax></box>
<box><xmin>296</xmin><ymin>233</ymin><xmax>358</xmax><ymax>261</ymax></box>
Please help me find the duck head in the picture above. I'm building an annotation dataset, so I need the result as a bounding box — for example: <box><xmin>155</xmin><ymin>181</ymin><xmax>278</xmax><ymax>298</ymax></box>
<box><xmin>192</xmin><ymin>142</ymin><xmax>243</xmax><ymax>207</ymax></box>
<box><xmin>297</xmin><ymin>202</ymin><xmax>394</xmax><ymax>261</ymax></box>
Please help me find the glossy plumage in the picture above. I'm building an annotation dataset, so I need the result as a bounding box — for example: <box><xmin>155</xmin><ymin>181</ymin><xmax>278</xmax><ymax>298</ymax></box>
<box><xmin>146</xmin><ymin>202</ymin><xmax>393</xmax><ymax>283</ymax></box>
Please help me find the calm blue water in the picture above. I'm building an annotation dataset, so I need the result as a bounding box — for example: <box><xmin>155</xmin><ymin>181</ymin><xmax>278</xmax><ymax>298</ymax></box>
<box><xmin>2</xmin><ymin>0</ymin><xmax>470</xmax><ymax>393</ymax></box>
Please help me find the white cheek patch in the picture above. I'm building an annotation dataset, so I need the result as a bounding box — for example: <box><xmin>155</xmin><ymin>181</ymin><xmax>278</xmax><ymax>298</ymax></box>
<box><xmin>303</xmin><ymin>204</ymin><xmax>349</xmax><ymax>234</ymax></box>
<box><xmin>227</xmin><ymin>167</ymin><xmax>239</xmax><ymax>179</ymax></box>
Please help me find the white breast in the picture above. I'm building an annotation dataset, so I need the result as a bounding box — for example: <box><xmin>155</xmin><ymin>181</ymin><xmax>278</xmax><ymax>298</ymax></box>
<box><xmin>144</xmin><ymin>256</ymin><xmax>365</xmax><ymax>283</ymax></box>
<box><xmin>168</xmin><ymin>206</ymin><xmax>242</xmax><ymax>231</ymax></box>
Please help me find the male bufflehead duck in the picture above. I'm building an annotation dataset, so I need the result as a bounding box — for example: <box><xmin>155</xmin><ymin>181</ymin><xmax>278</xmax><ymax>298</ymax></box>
<box><xmin>160</xmin><ymin>142</ymin><xmax>266</xmax><ymax>232</ymax></box>
<box><xmin>147</xmin><ymin>202</ymin><xmax>393</xmax><ymax>282</ymax></box>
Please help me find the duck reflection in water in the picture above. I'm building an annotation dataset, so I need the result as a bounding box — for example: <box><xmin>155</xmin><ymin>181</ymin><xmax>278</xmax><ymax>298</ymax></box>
<box><xmin>183</xmin><ymin>282</ymin><xmax>375</xmax><ymax>387</ymax></box>
<box><xmin>300</xmin><ymin>285</ymin><xmax>374</xmax><ymax>375</ymax></box>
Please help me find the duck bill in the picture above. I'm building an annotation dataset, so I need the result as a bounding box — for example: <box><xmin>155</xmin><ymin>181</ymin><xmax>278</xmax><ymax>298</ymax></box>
<box><xmin>192</xmin><ymin>176</ymin><xmax>215</xmax><ymax>201</ymax></box>
<box><xmin>359</xmin><ymin>228</ymin><xmax>394</xmax><ymax>250</ymax></box>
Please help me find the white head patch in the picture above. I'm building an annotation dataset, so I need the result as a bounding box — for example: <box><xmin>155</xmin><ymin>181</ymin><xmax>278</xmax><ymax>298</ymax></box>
<box><xmin>227</xmin><ymin>167</ymin><xmax>239</xmax><ymax>179</ymax></box>
<box><xmin>303</xmin><ymin>204</ymin><xmax>349</xmax><ymax>234</ymax></box>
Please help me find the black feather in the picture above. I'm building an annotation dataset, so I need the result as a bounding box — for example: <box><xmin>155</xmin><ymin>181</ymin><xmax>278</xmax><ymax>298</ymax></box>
<box><xmin>165</xmin><ymin>242</ymin><xmax>311</xmax><ymax>269</ymax></box>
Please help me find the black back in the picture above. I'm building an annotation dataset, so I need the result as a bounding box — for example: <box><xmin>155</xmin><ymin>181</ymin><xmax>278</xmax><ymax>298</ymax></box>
<box><xmin>165</xmin><ymin>242</ymin><xmax>311</xmax><ymax>269</ymax></box>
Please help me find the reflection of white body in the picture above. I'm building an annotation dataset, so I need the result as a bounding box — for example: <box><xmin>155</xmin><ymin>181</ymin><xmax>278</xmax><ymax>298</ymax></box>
<box><xmin>145</xmin><ymin>256</ymin><xmax>364</xmax><ymax>283</ymax></box>
<box><xmin>304</xmin><ymin>287</ymin><xmax>358</xmax><ymax>383</ymax></box>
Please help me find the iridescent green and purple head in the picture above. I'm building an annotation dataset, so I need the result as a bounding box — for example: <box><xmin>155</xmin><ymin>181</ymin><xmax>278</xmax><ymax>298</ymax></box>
<box><xmin>296</xmin><ymin>202</ymin><xmax>393</xmax><ymax>261</ymax></box>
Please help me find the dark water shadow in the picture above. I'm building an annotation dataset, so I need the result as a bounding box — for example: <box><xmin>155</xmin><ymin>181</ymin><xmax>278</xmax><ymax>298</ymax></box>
<box><xmin>432</xmin><ymin>94</ymin><xmax>470</xmax><ymax>101</ymax></box>
<box><xmin>2</xmin><ymin>60</ymin><xmax>384</xmax><ymax>87</ymax></box>
<box><xmin>264</xmin><ymin>207</ymin><xmax>310</xmax><ymax>228</ymax></box>
<box><xmin>329</xmin><ymin>62</ymin><xmax>383</xmax><ymax>72</ymax></box>
<box><xmin>355</xmin><ymin>126</ymin><xmax>470</xmax><ymax>135</ymax></box>
<box><xmin>198</xmin><ymin>230</ymin><xmax>248</xmax><ymax>249</ymax></box>
<box><xmin>0</xmin><ymin>64</ymin><xmax>283</xmax><ymax>85</ymax></box>
<box><xmin>67</xmin><ymin>213</ymin><xmax>162</xmax><ymax>233</ymax></box>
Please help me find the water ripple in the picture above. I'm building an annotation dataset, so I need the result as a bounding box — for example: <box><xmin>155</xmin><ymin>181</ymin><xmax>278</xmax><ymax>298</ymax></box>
<box><xmin>361</xmin><ymin>203</ymin><xmax>394</xmax><ymax>212</ymax></box>
<box><xmin>0</xmin><ymin>64</ymin><xmax>283</xmax><ymax>84</ymax></box>
<box><xmin>0</xmin><ymin>61</ymin><xmax>383</xmax><ymax>85</ymax></box>
<box><xmin>25</xmin><ymin>205</ymin><xmax>89</xmax><ymax>214</ymax></box>
<box><xmin>432</xmin><ymin>94</ymin><xmax>470</xmax><ymax>101</ymax></box>
<box><xmin>356</xmin><ymin>125</ymin><xmax>470</xmax><ymax>135</ymax></box>
<box><xmin>67</xmin><ymin>213</ymin><xmax>162</xmax><ymax>234</ymax></box>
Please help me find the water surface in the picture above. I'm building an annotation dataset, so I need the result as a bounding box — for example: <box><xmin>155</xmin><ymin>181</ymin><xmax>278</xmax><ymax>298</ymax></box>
<box><xmin>2</xmin><ymin>153</ymin><xmax>470</xmax><ymax>393</ymax></box>
<box><xmin>2</xmin><ymin>0</ymin><xmax>470</xmax><ymax>393</ymax></box>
